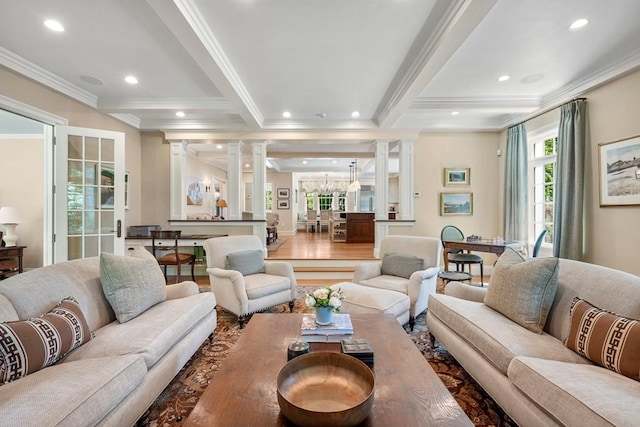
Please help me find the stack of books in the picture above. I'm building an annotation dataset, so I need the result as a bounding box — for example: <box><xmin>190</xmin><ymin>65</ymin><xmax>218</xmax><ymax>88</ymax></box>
<box><xmin>341</xmin><ymin>337</ymin><xmax>374</xmax><ymax>367</ymax></box>
<box><xmin>300</xmin><ymin>313</ymin><xmax>354</xmax><ymax>343</ymax></box>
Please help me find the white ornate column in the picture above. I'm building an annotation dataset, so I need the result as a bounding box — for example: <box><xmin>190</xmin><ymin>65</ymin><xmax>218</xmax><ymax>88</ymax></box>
<box><xmin>169</xmin><ymin>141</ymin><xmax>187</xmax><ymax>220</ymax></box>
<box><xmin>227</xmin><ymin>141</ymin><xmax>243</xmax><ymax>220</ymax></box>
<box><xmin>399</xmin><ymin>139</ymin><xmax>414</xmax><ymax>220</ymax></box>
<box><xmin>251</xmin><ymin>140</ymin><xmax>267</xmax><ymax>246</ymax></box>
<box><xmin>374</xmin><ymin>140</ymin><xmax>390</xmax><ymax>256</ymax></box>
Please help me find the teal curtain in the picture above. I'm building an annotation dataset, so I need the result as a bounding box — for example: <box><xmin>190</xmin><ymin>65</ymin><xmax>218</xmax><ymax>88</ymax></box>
<box><xmin>553</xmin><ymin>99</ymin><xmax>587</xmax><ymax>260</ymax></box>
<box><xmin>504</xmin><ymin>124</ymin><xmax>528</xmax><ymax>244</ymax></box>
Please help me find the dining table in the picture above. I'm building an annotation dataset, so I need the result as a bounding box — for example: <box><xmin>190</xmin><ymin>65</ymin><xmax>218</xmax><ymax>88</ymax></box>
<box><xmin>441</xmin><ymin>238</ymin><xmax>521</xmax><ymax>272</ymax></box>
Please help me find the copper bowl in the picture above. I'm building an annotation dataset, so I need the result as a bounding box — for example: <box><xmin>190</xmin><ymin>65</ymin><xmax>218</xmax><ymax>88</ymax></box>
<box><xmin>276</xmin><ymin>352</ymin><xmax>375</xmax><ymax>427</ymax></box>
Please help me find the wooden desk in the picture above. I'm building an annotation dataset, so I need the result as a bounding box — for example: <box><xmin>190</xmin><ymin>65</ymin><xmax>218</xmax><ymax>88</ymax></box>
<box><xmin>185</xmin><ymin>313</ymin><xmax>472</xmax><ymax>427</ymax></box>
<box><xmin>442</xmin><ymin>239</ymin><xmax>521</xmax><ymax>271</ymax></box>
<box><xmin>0</xmin><ymin>246</ymin><xmax>26</xmax><ymax>279</ymax></box>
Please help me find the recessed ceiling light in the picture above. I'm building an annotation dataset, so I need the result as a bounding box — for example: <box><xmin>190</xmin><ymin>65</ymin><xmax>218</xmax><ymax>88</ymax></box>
<box><xmin>176</xmin><ymin>111</ymin><xmax>185</xmax><ymax>117</ymax></box>
<box><xmin>497</xmin><ymin>75</ymin><xmax>510</xmax><ymax>82</ymax></box>
<box><xmin>216</xmin><ymin>144</ymin><xmax>223</xmax><ymax>149</ymax></box>
<box><xmin>332</xmin><ymin>160</ymin><xmax>337</xmax><ymax>164</ymax></box>
<box><xmin>569</xmin><ymin>18</ymin><xmax>589</xmax><ymax>31</ymax></box>
<box><xmin>282</xmin><ymin>111</ymin><xmax>291</xmax><ymax>118</ymax></box>
<box><xmin>245</xmin><ymin>163</ymin><xmax>250</xmax><ymax>168</ymax></box>
<box><xmin>44</xmin><ymin>19</ymin><xmax>64</xmax><ymax>32</ymax></box>
<box><xmin>451</xmin><ymin>111</ymin><xmax>460</xmax><ymax>116</ymax></box>
<box><xmin>124</xmin><ymin>75</ymin><xmax>138</xmax><ymax>84</ymax></box>
<box><xmin>302</xmin><ymin>160</ymin><xmax>308</xmax><ymax>165</ymax></box>
<box><xmin>79</xmin><ymin>75</ymin><xmax>104</xmax><ymax>86</ymax></box>
<box><xmin>351</xmin><ymin>111</ymin><xmax>360</xmax><ymax>118</ymax></box>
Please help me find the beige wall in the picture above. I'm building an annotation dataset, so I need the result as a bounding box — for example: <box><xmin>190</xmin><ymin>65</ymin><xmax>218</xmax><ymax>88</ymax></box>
<box><xmin>268</xmin><ymin>171</ymin><xmax>296</xmax><ymax>234</ymax></box>
<box><xmin>0</xmin><ymin>67</ymin><xmax>141</xmax><ymax>268</ymax></box>
<box><xmin>0</xmin><ymin>137</ymin><xmax>44</xmax><ymax>268</ymax></box>
<box><xmin>391</xmin><ymin>131</ymin><xmax>502</xmax><ymax>266</ymax></box>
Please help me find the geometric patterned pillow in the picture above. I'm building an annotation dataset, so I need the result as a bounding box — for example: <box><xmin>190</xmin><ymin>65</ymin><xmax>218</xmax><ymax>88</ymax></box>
<box><xmin>565</xmin><ymin>297</ymin><xmax>640</xmax><ymax>381</ymax></box>
<box><xmin>0</xmin><ymin>297</ymin><xmax>92</xmax><ymax>384</ymax></box>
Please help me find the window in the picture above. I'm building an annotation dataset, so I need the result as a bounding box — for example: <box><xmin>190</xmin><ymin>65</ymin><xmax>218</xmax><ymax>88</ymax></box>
<box><xmin>529</xmin><ymin>130</ymin><xmax>557</xmax><ymax>249</ymax></box>
<box><xmin>265</xmin><ymin>183</ymin><xmax>273</xmax><ymax>212</ymax></box>
<box><xmin>305</xmin><ymin>192</ymin><xmax>345</xmax><ymax>211</ymax></box>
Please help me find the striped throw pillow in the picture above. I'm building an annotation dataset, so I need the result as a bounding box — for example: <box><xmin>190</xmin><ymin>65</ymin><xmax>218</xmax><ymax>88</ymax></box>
<box><xmin>565</xmin><ymin>297</ymin><xmax>640</xmax><ymax>381</ymax></box>
<box><xmin>0</xmin><ymin>297</ymin><xmax>92</xmax><ymax>384</ymax></box>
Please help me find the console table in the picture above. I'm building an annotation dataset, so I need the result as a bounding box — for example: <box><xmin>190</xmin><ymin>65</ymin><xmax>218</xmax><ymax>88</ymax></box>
<box><xmin>0</xmin><ymin>246</ymin><xmax>26</xmax><ymax>279</ymax></box>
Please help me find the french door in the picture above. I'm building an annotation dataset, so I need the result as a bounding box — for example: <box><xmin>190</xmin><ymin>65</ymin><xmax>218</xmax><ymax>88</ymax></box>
<box><xmin>54</xmin><ymin>126</ymin><xmax>125</xmax><ymax>262</ymax></box>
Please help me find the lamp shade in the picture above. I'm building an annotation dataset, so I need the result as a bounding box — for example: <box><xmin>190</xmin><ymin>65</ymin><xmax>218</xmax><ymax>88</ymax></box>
<box><xmin>216</xmin><ymin>199</ymin><xmax>228</xmax><ymax>208</ymax></box>
<box><xmin>0</xmin><ymin>207</ymin><xmax>21</xmax><ymax>224</ymax></box>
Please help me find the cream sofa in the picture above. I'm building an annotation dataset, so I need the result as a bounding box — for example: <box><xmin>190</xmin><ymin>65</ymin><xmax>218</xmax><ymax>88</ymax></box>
<box><xmin>0</xmin><ymin>257</ymin><xmax>217</xmax><ymax>427</ymax></box>
<box><xmin>427</xmin><ymin>258</ymin><xmax>640</xmax><ymax>427</ymax></box>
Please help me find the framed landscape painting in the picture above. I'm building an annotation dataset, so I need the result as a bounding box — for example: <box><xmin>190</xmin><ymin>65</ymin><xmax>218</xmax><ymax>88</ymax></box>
<box><xmin>598</xmin><ymin>135</ymin><xmax>640</xmax><ymax>206</ymax></box>
<box><xmin>277</xmin><ymin>199</ymin><xmax>290</xmax><ymax>209</ymax></box>
<box><xmin>277</xmin><ymin>188</ymin><xmax>290</xmax><ymax>199</ymax></box>
<box><xmin>440</xmin><ymin>192</ymin><xmax>473</xmax><ymax>216</ymax></box>
<box><xmin>443</xmin><ymin>167</ymin><xmax>470</xmax><ymax>186</ymax></box>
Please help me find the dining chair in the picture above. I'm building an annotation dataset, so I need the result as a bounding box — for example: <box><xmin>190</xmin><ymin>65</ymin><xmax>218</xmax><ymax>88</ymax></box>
<box><xmin>440</xmin><ymin>225</ymin><xmax>484</xmax><ymax>283</ymax></box>
<box><xmin>306</xmin><ymin>210</ymin><xmax>317</xmax><ymax>233</ymax></box>
<box><xmin>532</xmin><ymin>229</ymin><xmax>548</xmax><ymax>258</ymax></box>
<box><xmin>319</xmin><ymin>210</ymin><xmax>331</xmax><ymax>232</ymax></box>
<box><xmin>150</xmin><ymin>230</ymin><xmax>196</xmax><ymax>284</ymax></box>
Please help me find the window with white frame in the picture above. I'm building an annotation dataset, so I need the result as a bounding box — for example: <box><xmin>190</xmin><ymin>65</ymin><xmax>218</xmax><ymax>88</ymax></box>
<box><xmin>528</xmin><ymin>128</ymin><xmax>557</xmax><ymax>252</ymax></box>
<box><xmin>265</xmin><ymin>183</ymin><xmax>273</xmax><ymax>211</ymax></box>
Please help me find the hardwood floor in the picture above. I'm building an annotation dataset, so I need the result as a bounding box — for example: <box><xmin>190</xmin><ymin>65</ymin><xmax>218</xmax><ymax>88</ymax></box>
<box><xmin>266</xmin><ymin>230</ymin><xmax>375</xmax><ymax>260</ymax></box>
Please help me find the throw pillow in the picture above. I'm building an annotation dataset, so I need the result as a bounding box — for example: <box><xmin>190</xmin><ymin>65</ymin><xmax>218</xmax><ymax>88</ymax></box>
<box><xmin>0</xmin><ymin>297</ymin><xmax>92</xmax><ymax>384</ymax></box>
<box><xmin>225</xmin><ymin>250</ymin><xmax>265</xmax><ymax>276</ymax></box>
<box><xmin>484</xmin><ymin>248</ymin><xmax>559</xmax><ymax>334</ymax></box>
<box><xmin>566</xmin><ymin>297</ymin><xmax>640</xmax><ymax>381</ymax></box>
<box><xmin>381</xmin><ymin>253</ymin><xmax>424</xmax><ymax>279</ymax></box>
<box><xmin>100</xmin><ymin>247</ymin><xmax>166</xmax><ymax>323</ymax></box>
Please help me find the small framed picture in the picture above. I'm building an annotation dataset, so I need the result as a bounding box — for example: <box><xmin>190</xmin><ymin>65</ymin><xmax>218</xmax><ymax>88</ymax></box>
<box><xmin>277</xmin><ymin>199</ymin><xmax>290</xmax><ymax>209</ymax></box>
<box><xmin>440</xmin><ymin>192</ymin><xmax>473</xmax><ymax>216</ymax></box>
<box><xmin>443</xmin><ymin>167</ymin><xmax>470</xmax><ymax>186</ymax></box>
<box><xmin>277</xmin><ymin>188</ymin><xmax>290</xmax><ymax>199</ymax></box>
<box><xmin>598</xmin><ymin>135</ymin><xmax>640</xmax><ymax>206</ymax></box>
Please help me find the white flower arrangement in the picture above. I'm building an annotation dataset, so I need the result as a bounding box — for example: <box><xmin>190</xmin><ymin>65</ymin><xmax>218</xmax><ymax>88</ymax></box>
<box><xmin>305</xmin><ymin>286</ymin><xmax>344</xmax><ymax>312</ymax></box>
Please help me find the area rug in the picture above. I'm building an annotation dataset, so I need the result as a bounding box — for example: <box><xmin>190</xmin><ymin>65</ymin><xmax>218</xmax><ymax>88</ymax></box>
<box><xmin>138</xmin><ymin>290</ymin><xmax>516</xmax><ymax>426</ymax></box>
<box><xmin>266</xmin><ymin>238</ymin><xmax>287</xmax><ymax>251</ymax></box>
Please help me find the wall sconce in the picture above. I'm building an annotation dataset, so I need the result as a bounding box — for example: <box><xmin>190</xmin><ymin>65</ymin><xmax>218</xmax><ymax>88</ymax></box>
<box><xmin>0</xmin><ymin>207</ymin><xmax>21</xmax><ymax>247</ymax></box>
<box><xmin>205</xmin><ymin>185</ymin><xmax>211</xmax><ymax>193</ymax></box>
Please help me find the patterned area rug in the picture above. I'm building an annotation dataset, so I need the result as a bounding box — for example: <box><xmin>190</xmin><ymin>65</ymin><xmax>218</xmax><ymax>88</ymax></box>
<box><xmin>138</xmin><ymin>289</ymin><xmax>516</xmax><ymax>426</ymax></box>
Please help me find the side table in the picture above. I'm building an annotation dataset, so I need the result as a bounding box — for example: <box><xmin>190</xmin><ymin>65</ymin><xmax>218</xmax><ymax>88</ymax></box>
<box><xmin>0</xmin><ymin>246</ymin><xmax>27</xmax><ymax>279</ymax></box>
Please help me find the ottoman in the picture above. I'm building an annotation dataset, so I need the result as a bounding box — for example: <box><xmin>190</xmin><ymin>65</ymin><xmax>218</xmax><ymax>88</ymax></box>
<box><xmin>330</xmin><ymin>282</ymin><xmax>410</xmax><ymax>326</ymax></box>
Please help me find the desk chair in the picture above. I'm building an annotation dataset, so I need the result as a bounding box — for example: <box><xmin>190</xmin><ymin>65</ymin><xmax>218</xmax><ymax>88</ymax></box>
<box><xmin>306</xmin><ymin>210</ymin><xmax>317</xmax><ymax>233</ymax></box>
<box><xmin>151</xmin><ymin>230</ymin><xmax>196</xmax><ymax>284</ymax></box>
<box><xmin>440</xmin><ymin>225</ymin><xmax>484</xmax><ymax>284</ymax></box>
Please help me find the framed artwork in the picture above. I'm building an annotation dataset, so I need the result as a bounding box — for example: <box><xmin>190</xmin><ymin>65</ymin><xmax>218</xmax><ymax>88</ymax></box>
<box><xmin>440</xmin><ymin>192</ymin><xmax>473</xmax><ymax>216</ymax></box>
<box><xmin>277</xmin><ymin>199</ymin><xmax>290</xmax><ymax>209</ymax></box>
<box><xmin>443</xmin><ymin>167</ymin><xmax>470</xmax><ymax>186</ymax></box>
<box><xmin>187</xmin><ymin>177</ymin><xmax>204</xmax><ymax>205</ymax></box>
<box><xmin>598</xmin><ymin>135</ymin><xmax>640</xmax><ymax>206</ymax></box>
<box><xmin>277</xmin><ymin>188</ymin><xmax>290</xmax><ymax>199</ymax></box>
<box><xmin>100</xmin><ymin>167</ymin><xmax>115</xmax><ymax>208</ymax></box>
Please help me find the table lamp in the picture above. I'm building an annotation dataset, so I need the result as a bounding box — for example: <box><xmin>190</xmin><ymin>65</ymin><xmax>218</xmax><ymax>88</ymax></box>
<box><xmin>0</xmin><ymin>207</ymin><xmax>21</xmax><ymax>247</ymax></box>
<box><xmin>216</xmin><ymin>199</ymin><xmax>228</xmax><ymax>220</ymax></box>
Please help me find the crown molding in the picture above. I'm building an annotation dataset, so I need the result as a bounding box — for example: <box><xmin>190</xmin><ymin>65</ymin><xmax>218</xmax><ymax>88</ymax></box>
<box><xmin>0</xmin><ymin>48</ymin><xmax>97</xmax><ymax>108</ymax></box>
<box><xmin>411</xmin><ymin>96</ymin><xmax>541</xmax><ymax>111</ymax></box>
<box><xmin>108</xmin><ymin>113</ymin><xmax>141</xmax><ymax>129</ymax></box>
<box><xmin>261</xmin><ymin>119</ymin><xmax>379</xmax><ymax>131</ymax></box>
<box><xmin>98</xmin><ymin>97</ymin><xmax>232</xmax><ymax>112</ymax></box>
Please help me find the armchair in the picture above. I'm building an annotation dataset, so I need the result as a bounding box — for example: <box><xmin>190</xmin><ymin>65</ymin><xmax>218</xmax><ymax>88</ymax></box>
<box><xmin>266</xmin><ymin>212</ymin><xmax>279</xmax><ymax>245</ymax></box>
<box><xmin>353</xmin><ymin>235</ymin><xmax>441</xmax><ymax>330</ymax></box>
<box><xmin>203</xmin><ymin>235</ymin><xmax>297</xmax><ymax>327</ymax></box>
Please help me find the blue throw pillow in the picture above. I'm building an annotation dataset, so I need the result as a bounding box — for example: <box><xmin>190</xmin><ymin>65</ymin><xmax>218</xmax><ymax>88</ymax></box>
<box><xmin>225</xmin><ymin>250</ymin><xmax>265</xmax><ymax>276</ymax></box>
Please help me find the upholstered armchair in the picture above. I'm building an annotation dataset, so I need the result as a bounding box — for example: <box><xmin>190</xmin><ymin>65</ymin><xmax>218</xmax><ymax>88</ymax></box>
<box><xmin>353</xmin><ymin>235</ymin><xmax>442</xmax><ymax>330</ymax></box>
<box><xmin>203</xmin><ymin>235</ymin><xmax>297</xmax><ymax>327</ymax></box>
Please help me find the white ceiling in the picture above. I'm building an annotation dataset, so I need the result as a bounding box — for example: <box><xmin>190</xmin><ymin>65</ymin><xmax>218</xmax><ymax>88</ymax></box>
<box><xmin>1</xmin><ymin>0</ymin><xmax>639</xmax><ymax>176</ymax></box>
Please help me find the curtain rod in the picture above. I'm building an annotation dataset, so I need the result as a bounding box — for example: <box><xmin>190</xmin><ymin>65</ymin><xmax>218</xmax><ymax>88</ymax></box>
<box><xmin>512</xmin><ymin>97</ymin><xmax>587</xmax><ymax>128</ymax></box>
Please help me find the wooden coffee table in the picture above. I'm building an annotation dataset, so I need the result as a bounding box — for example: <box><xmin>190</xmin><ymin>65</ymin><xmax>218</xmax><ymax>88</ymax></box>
<box><xmin>185</xmin><ymin>313</ymin><xmax>472</xmax><ymax>426</ymax></box>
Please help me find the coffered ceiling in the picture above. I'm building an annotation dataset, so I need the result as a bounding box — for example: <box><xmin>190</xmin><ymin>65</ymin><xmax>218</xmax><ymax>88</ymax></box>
<box><xmin>1</xmin><ymin>0</ymin><xmax>639</xmax><ymax>175</ymax></box>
